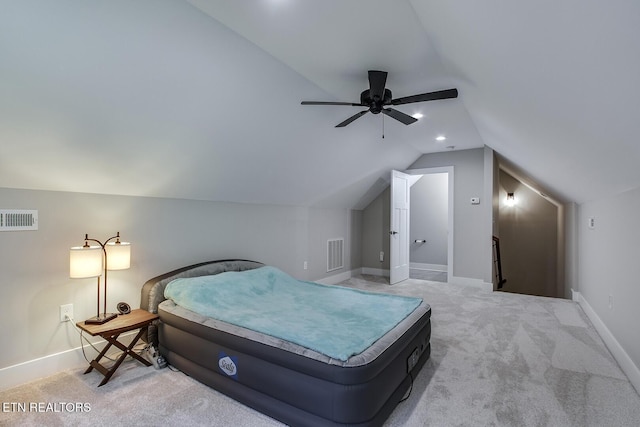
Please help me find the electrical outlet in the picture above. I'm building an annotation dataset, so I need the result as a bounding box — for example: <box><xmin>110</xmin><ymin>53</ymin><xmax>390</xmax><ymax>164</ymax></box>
<box><xmin>60</xmin><ymin>304</ymin><xmax>73</xmax><ymax>322</ymax></box>
<box><xmin>608</xmin><ymin>294</ymin><xmax>613</xmax><ymax>310</ymax></box>
<box><xmin>379</xmin><ymin>251</ymin><xmax>384</xmax><ymax>262</ymax></box>
<box><xmin>303</xmin><ymin>261</ymin><xmax>308</xmax><ymax>270</ymax></box>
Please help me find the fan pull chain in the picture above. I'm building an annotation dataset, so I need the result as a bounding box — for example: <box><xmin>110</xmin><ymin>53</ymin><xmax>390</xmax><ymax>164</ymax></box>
<box><xmin>382</xmin><ymin>114</ymin><xmax>385</xmax><ymax>139</ymax></box>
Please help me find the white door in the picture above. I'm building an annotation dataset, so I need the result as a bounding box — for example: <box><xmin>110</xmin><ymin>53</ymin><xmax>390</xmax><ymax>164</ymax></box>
<box><xmin>390</xmin><ymin>170</ymin><xmax>411</xmax><ymax>284</ymax></box>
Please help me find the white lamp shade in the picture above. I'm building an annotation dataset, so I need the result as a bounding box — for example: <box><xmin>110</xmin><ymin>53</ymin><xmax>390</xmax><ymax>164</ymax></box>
<box><xmin>106</xmin><ymin>241</ymin><xmax>131</xmax><ymax>270</ymax></box>
<box><xmin>69</xmin><ymin>245</ymin><xmax>103</xmax><ymax>278</ymax></box>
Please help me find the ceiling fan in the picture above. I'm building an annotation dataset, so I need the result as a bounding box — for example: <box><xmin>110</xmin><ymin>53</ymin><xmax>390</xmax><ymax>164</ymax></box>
<box><xmin>301</xmin><ymin>70</ymin><xmax>458</xmax><ymax>128</ymax></box>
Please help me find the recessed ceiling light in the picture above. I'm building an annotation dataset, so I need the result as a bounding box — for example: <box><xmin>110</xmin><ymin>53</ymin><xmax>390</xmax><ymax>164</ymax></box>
<box><xmin>412</xmin><ymin>113</ymin><xmax>424</xmax><ymax>119</ymax></box>
<box><xmin>436</xmin><ymin>135</ymin><xmax>446</xmax><ymax>141</ymax></box>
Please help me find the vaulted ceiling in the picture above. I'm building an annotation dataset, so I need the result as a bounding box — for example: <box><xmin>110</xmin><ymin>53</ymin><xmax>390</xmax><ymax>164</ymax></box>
<box><xmin>2</xmin><ymin>0</ymin><xmax>639</xmax><ymax>208</ymax></box>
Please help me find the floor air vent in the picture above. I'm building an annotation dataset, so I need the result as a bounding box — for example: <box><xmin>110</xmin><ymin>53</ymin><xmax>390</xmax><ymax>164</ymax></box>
<box><xmin>0</xmin><ymin>210</ymin><xmax>39</xmax><ymax>231</ymax></box>
<box><xmin>327</xmin><ymin>238</ymin><xmax>344</xmax><ymax>272</ymax></box>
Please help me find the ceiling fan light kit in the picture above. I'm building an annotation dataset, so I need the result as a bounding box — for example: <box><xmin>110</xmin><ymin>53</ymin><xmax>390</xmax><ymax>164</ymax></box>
<box><xmin>301</xmin><ymin>70</ymin><xmax>458</xmax><ymax>128</ymax></box>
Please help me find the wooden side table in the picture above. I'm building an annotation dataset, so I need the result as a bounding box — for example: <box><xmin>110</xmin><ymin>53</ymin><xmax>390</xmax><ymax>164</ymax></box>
<box><xmin>76</xmin><ymin>309</ymin><xmax>159</xmax><ymax>386</ymax></box>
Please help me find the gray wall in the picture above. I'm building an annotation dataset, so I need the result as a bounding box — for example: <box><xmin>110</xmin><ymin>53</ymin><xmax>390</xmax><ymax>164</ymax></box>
<box><xmin>499</xmin><ymin>170</ymin><xmax>558</xmax><ymax>297</ymax></box>
<box><xmin>360</xmin><ymin>148</ymin><xmax>493</xmax><ymax>284</ymax></box>
<box><xmin>307</xmin><ymin>207</ymin><xmax>362</xmax><ymax>279</ymax></box>
<box><xmin>362</xmin><ymin>188</ymin><xmax>390</xmax><ymax>270</ymax></box>
<box><xmin>408</xmin><ymin>148</ymin><xmax>489</xmax><ymax>282</ymax></box>
<box><xmin>578</xmin><ymin>185</ymin><xmax>640</xmax><ymax>379</ymax></box>
<box><xmin>0</xmin><ymin>187</ymin><xmax>360</xmax><ymax>370</ymax></box>
<box><xmin>410</xmin><ymin>173</ymin><xmax>448</xmax><ymax>266</ymax></box>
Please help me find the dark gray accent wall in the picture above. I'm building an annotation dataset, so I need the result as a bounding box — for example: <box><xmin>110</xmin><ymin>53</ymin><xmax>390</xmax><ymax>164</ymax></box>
<box><xmin>498</xmin><ymin>169</ymin><xmax>559</xmax><ymax>297</ymax></box>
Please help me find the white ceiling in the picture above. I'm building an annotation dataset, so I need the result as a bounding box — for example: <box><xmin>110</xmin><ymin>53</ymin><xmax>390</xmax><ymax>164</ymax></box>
<box><xmin>2</xmin><ymin>0</ymin><xmax>639</xmax><ymax>208</ymax></box>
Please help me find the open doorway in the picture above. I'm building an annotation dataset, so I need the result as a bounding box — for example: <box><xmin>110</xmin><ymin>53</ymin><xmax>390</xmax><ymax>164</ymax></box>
<box><xmin>406</xmin><ymin>167</ymin><xmax>453</xmax><ymax>283</ymax></box>
<box><xmin>409</xmin><ymin>173</ymin><xmax>448</xmax><ymax>281</ymax></box>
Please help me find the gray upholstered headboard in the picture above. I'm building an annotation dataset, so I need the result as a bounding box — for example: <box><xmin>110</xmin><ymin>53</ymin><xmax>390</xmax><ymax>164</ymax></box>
<box><xmin>140</xmin><ymin>259</ymin><xmax>264</xmax><ymax>345</ymax></box>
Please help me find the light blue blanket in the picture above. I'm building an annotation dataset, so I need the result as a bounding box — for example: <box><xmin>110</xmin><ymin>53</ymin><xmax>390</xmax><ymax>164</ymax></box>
<box><xmin>164</xmin><ymin>266</ymin><xmax>422</xmax><ymax>361</ymax></box>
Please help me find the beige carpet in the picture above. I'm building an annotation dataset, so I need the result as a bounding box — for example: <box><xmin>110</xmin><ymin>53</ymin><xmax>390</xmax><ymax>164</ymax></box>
<box><xmin>2</xmin><ymin>276</ymin><xmax>639</xmax><ymax>426</ymax></box>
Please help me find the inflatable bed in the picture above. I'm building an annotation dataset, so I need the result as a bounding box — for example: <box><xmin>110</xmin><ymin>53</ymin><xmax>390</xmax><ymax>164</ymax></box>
<box><xmin>140</xmin><ymin>259</ymin><xmax>431</xmax><ymax>426</ymax></box>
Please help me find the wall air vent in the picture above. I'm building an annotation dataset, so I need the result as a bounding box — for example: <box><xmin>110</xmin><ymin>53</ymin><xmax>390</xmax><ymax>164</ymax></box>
<box><xmin>327</xmin><ymin>238</ymin><xmax>344</xmax><ymax>272</ymax></box>
<box><xmin>0</xmin><ymin>210</ymin><xmax>38</xmax><ymax>231</ymax></box>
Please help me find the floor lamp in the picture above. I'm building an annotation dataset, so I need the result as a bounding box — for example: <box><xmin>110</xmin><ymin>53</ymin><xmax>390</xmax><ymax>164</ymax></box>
<box><xmin>70</xmin><ymin>232</ymin><xmax>131</xmax><ymax>324</ymax></box>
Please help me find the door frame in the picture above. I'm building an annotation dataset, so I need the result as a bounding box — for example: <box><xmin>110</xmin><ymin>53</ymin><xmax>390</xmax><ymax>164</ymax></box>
<box><xmin>404</xmin><ymin>166</ymin><xmax>454</xmax><ymax>283</ymax></box>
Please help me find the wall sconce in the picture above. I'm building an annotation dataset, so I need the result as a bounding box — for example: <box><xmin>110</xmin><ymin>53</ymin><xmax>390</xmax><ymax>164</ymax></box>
<box><xmin>505</xmin><ymin>192</ymin><xmax>516</xmax><ymax>207</ymax></box>
<box><xmin>70</xmin><ymin>232</ymin><xmax>131</xmax><ymax>324</ymax></box>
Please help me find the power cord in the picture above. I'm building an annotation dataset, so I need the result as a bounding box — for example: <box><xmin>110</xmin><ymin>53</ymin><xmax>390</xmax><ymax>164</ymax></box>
<box><xmin>398</xmin><ymin>372</ymin><xmax>414</xmax><ymax>403</ymax></box>
<box><xmin>65</xmin><ymin>314</ymin><xmax>149</xmax><ymax>364</ymax></box>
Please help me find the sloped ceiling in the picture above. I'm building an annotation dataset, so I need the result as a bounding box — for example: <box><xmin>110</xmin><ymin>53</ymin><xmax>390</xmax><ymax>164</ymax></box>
<box><xmin>1</xmin><ymin>0</ymin><xmax>639</xmax><ymax>209</ymax></box>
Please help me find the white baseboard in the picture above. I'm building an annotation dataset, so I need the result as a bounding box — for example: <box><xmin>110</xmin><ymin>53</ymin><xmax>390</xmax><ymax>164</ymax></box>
<box><xmin>314</xmin><ymin>268</ymin><xmax>361</xmax><ymax>285</ymax></box>
<box><xmin>450</xmin><ymin>275</ymin><xmax>493</xmax><ymax>292</ymax></box>
<box><xmin>410</xmin><ymin>262</ymin><xmax>447</xmax><ymax>272</ymax></box>
<box><xmin>571</xmin><ymin>288</ymin><xmax>579</xmax><ymax>302</ymax></box>
<box><xmin>573</xmin><ymin>291</ymin><xmax>640</xmax><ymax>395</ymax></box>
<box><xmin>0</xmin><ymin>347</ymin><xmax>88</xmax><ymax>392</ymax></box>
<box><xmin>361</xmin><ymin>267</ymin><xmax>390</xmax><ymax>277</ymax></box>
<box><xmin>0</xmin><ymin>331</ymin><xmax>138</xmax><ymax>392</ymax></box>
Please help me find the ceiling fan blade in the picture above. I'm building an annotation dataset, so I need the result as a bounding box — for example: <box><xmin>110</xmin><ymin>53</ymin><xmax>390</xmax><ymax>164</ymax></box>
<box><xmin>391</xmin><ymin>88</ymin><xmax>458</xmax><ymax>106</ymax></box>
<box><xmin>301</xmin><ymin>101</ymin><xmax>364</xmax><ymax>106</ymax></box>
<box><xmin>382</xmin><ymin>108</ymin><xmax>418</xmax><ymax>125</ymax></box>
<box><xmin>368</xmin><ymin>70</ymin><xmax>388</xmax><ymax>101</ymax></box>
<box><xmin>336</xmin><ymin>110</ymin><xmax>369</xmax><ymax>128</ymax></box>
